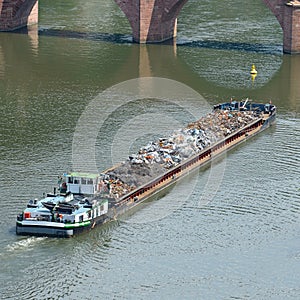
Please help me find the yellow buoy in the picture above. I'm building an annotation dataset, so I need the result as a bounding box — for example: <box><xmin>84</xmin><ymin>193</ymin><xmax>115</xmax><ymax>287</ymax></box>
<box><xmin>250</xmin><ymin>64</ymin><xmax>257</xmax><ymax>75</ymax></box>
<box><xmin>251</xmin><ymin>73</ymin><xmax>257</xmax><ymax>82</ymax></box>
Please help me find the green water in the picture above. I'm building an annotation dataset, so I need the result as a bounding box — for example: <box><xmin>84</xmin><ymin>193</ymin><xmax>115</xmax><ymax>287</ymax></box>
<box><xmin>1</xmin><ymin>0</ymin><xmax>300</xmax><ymax>299</ymax></box>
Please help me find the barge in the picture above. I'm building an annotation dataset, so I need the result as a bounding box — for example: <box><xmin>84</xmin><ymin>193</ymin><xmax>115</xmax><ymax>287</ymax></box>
<box><xmin>16</xmin><ymin>100</ymin><xmax>276</xmax><ymax>237</ymax></box>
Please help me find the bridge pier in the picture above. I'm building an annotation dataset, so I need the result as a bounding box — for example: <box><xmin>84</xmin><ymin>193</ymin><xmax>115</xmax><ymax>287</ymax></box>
<box><xmin>0</xmin><ymin>0</ymin><xmax>38</xmax><ymax>31</ymax></box>
<box><xmin>1</xmin><ymin>0</ymin><xmax>300</xmax><ymax>54</ymax></box>
<box><xmin>114</xmin><ymin>0</ymin><xmax>188</xmax><ymax>43</ymax></box>
<box><xmin>263</xmin><ymin>0</ymin><xmax>300</xmax><ymax>54</ymax></box>
<box><xmin>283</xmin><ymin>1</ymin><xmax>300</xmax><ymax>54</ymax></box>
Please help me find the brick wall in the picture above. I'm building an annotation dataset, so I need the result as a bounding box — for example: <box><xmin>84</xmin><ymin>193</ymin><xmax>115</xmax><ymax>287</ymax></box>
<box><xmin>263</xmin><ymin>0</ymin><xmax>286</xmax><ymax>28</ymax></box>
<box><xmin>115</xmin><ymin>0</ymin><xmax>188</xmax><ymax>43</ymax></box>
<box><xmin>263</xmin><ymin>0</ymin><xmax>300</xmax><ymax>53</ymax></box>
<box><xmin>115</xmin><ymin>0</ymin><xmax>300</xmax><ymax>53</ymax></box>
<box><xmin>0</xmin><ymin>0</ymin><xmax>38</xmax><ymax>31</ymax></box>
<box><xmin>283</xmin><ymin>3</ymin><xmax>300</xmax><ymax>53</ymax></box>
<box><xmin>1</xmin><ymin>0</ymin><xmax>300</xmax><ymax>53</ymax></box>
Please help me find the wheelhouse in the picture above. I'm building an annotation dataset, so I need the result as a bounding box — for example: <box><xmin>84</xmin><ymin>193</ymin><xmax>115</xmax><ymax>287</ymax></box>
<box><xmin>60</xmin><ymin>172</ymin><xmax>100</xmax><ymax>195</ymax></box>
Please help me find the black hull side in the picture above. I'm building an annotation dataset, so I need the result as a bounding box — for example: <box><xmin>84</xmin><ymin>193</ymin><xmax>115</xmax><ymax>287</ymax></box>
<box><xmin>16</xmin><ymin>223</ymin><xmax>75</xmax><ymax>238</ymax></box>
<box><xmin>16</xmin><ymin>214</ymin><xmax>112</xmax><ymax>238</ymax></box>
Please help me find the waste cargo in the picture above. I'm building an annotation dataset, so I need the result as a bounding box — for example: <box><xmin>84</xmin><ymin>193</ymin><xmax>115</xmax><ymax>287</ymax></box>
<box><xmin>16</xmin><ymin>100</ymin><xmax>276</xmax><ymax>237</ymax></box>
<box><xmin>105</xmin><ymin>109</ymin><xmax>261</xmax><ymax>198</ymax></box>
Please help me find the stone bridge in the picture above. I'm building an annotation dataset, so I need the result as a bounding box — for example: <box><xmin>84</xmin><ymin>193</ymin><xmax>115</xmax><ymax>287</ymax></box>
<box><xmin>0</xmin><ymin>0</ymin><xmax>300</xmax><ymax>53</ymax></box>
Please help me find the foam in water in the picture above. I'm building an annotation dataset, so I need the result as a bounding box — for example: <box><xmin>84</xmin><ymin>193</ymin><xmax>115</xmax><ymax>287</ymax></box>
<box><xmin>6</xmin><ymin>237</ymin><xmax>47</xmax><ymax>252</ymax></box>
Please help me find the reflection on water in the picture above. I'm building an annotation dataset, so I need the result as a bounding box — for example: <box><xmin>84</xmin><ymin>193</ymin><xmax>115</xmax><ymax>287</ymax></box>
<box><xmin>0</xmin><ymin>0</ymin><xmax>300</xmax><ymax>299</ymax></box>
<box><xmin>0</xmin><ymin>45</ymin><xmax>4</xmax><ymax>79</ymax></box>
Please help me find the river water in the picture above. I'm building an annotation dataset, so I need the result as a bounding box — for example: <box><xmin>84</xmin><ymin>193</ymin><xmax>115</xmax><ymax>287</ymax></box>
<box><xmin>1</xmin><ymin>0</ymin><xmax>300</xmax><ymax>299</ymax></box>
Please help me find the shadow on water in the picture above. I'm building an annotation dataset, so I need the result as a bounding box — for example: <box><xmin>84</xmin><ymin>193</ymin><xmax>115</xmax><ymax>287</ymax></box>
<box><xmin>177</xmin><ymin>39</ymin><xmax>283</xmax><ymax>56</ymax></box>
<box><xmin>13</xmin><ymin>27</ymin><xmax>283</xmax><ymax>55</ymax></box>
<box><xmin>12</xmin><ymin>26</ymin><xmax>133</xmax><ymax>44</ymax></box>
<box><xmin>39</xmin><ymin>28</ymin><xmax>133</xmax><ymax>44</ymax></box>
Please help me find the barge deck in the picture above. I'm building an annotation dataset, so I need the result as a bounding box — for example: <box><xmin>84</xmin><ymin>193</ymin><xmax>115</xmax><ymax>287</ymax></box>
<box><xmin>16</xmin><ymin>100</ymin><xmax>276</xmax><ymax>237</ymax></box>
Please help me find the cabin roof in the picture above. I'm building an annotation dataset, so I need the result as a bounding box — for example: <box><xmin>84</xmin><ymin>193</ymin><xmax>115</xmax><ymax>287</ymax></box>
<box><xmin>65</xmin><ymin>172</ymin><xmax>99</xmax><ymax>179</ymax></box>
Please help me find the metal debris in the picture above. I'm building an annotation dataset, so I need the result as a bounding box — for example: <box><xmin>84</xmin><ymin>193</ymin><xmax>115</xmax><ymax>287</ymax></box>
<box><xmin>102</xmin><ymin>109</ymin><xmax>261</xmax><ymax>199</ymax></box>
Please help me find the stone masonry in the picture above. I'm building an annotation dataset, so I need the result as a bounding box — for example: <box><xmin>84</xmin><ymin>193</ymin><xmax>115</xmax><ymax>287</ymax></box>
<box><xmin>283</xmin><ymin>1</ymin><xmax>300</xmax><ymax>54</ymax></box>
<box><xmin>0</xmin><ymin>0</ymin><xmax>38</xmax><ymax>31</ymax></box>
<box><xmin>1</xmin><ymin>0</ymin><xmax>300</xmax><ymax>53</ymax></box>
<box><xmin>263</xmin><ymin>0</ymin><xmax>300</xmax><ymax>53</ymax></box>
<box><xmin>114</xmin><ymin>0</ymin><xmax>188</xmax><ymax>43</ymax></box>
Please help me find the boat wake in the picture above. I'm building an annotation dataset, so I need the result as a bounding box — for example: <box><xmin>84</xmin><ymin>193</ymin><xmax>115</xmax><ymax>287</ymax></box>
<box><xmin>6</xmin><ymin>237</ymin><xmax>47</xmax><ymax>252</ymax></box>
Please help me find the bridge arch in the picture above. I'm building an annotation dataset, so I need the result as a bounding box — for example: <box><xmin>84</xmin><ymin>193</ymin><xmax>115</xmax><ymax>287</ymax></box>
<box><xmin>0</xmin><ymin>0</ymin><xmax>300</xmax><ymax>53</ymax></box>
<box><xmin>263</xmin><ymin>0</ymin><xmax>285</xmax><ymax>29</ymax></box>
<box><xmin>114</xmin><ymin>0</ymin><xmax>300</xmax><ymax>53</ymax></box>
<box><xmin>262</xmin><ymin>0</ymin><xmax>300</xmax><ymax>54</ymax></box>
<box><xmin>114</xmin><ymin>0</ymin><xmax>189</xmax><ymax>43</ymax></box>
<box><xmin>0</xmin><ymin>0</ymin><xmax>38</xmax><ymax>31</ymax></box>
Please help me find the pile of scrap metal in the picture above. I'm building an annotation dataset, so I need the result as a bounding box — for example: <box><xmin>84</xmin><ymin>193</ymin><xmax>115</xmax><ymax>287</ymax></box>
<box><xmin>103</xmin><ymin>109</ymin><xmax>260</xmax><ymax>199</ymax></box>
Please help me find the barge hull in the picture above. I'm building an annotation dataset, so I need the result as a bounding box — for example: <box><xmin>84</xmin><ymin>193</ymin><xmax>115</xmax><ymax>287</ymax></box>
<box><xmin>16</xmin><ymin>213</ymin><xmax>112</xmax><ymax>237</ymax></box>
<box><xmin>16</xmin><ymin>224</ymin><xmax>74</xmax><ymax>238</ymax></box>
<box><xmin>113</xmin><ymin>113</ymin><xmax>275</xmax><ymax>210</ymax></box>
<box><xmin>15</xmin><ymin>101</ymin><xmax>276</xmax><ymax>238</ymax></box>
